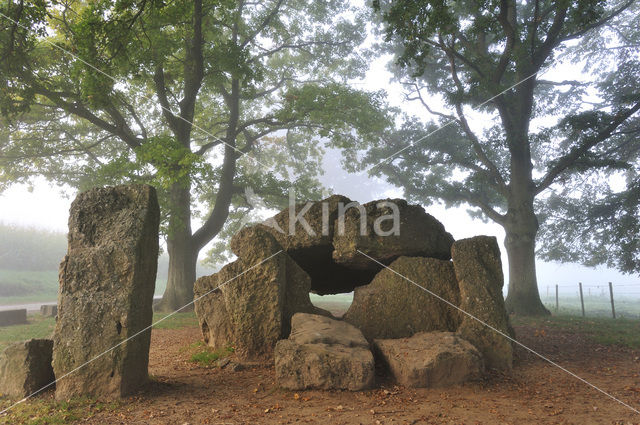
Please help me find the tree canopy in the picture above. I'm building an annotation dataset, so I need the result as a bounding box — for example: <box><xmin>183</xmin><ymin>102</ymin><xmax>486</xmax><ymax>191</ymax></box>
<box><xmin>363</xmin><ymin>0</ymin><xmax>640</xmax><ymax>314</ymax></box>
<box><xmin>0</xmin><ymin>0</ymin><xmax>392</xmax><ymax>310</ymax></box>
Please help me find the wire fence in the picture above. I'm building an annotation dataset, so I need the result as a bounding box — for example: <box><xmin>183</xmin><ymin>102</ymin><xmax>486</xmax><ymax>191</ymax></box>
<box><xmin>541</xmin><ymin>282</ymin><xmax>640</xmax><ymax>319</ymax></box>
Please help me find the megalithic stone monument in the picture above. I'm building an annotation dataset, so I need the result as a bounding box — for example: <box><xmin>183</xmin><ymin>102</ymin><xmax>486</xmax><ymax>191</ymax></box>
<box><xmin>52</xmin><ymin>184</ymin><xmax>159</xmax><ymax>400</ymax></box>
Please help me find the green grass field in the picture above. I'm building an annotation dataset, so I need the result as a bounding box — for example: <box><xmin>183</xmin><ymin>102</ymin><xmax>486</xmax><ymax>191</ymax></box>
<box><xmin>0</xmin><ymin>269</ymin><xmax>168</xmax><ymax>305</ymax></box>
<box><xmin>0</xmin><ymin>270</ymin><xmax>59</xmax><ymax>303</ymax></box>
<box><xmin>511</xmin><ymin>314</ymin><xmax>640</xmax><ymax>348</ymax></box>
<box><xmin>0</xmin><ymin>312</ymin><xmax>197</xmax><ymax>352</ymax></box>
<box><xmin>541</xmin><ymin>294</ymin><xmax>640</xmax><ymax>319</ymax></box>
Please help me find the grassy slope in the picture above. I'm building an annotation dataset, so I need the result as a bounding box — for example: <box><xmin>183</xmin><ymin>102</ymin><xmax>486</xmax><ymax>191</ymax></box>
<box><xmin>0</xmin><ymin>312</ymin><xmax>197</xmax><ymax>352</ymax></box>
<box><xmin>0</xmin><ymin>269</ymin><xmax>169</xmax><ymax>304</ymax></box>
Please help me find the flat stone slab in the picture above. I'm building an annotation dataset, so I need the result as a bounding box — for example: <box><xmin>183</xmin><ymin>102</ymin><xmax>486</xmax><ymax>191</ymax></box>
<box><xmin>0</xmin><ymin>339</ymin><xmax>55</xmax><ymax>398</ymax></box>
<box><xmin>275</xmin><ymin>313</ymin><xmax>375</xmax><ymax>391</ymax></box>
<box><xmin>332</xmin><ymin>199</ymin><xmax>454</xmax><ymax>270</ymax></box>
<box><xmin>40</xmin><ymin>305</ymin><xmax>57</xmax><ymax>318</ymax></box>
<box><xmin>288</xmin><ymin>313</ymin><xmax>369</xmax><ymax>348</ymax></box>
<box><xmin>0</xmin><ymin>309</ymin><xmax>27</xmax><ymax>326</ymax></box>
<box><xmin>374</xmin><ymin>332</ymin><xmax>483</xmax><ymax>388</ymax></box>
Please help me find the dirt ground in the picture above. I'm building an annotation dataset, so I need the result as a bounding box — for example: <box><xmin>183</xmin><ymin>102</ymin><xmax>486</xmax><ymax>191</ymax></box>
<box><xmin>62</xmin><ymin>321</ymin><xmax>639</xmax><ymax>425</ymax></box>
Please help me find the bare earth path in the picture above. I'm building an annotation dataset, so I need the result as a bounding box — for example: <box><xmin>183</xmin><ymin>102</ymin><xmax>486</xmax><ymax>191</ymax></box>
<box><xmin>73</xmin><ymin>322</ymin><xmax>640</xmax><ymax>425</ymax></box>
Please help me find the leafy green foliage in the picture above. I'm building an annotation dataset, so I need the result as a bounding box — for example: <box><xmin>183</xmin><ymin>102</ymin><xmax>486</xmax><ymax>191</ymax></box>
<box><xmin>0</xmin><ymin>0</ymin><xmax>394</xmax><ymax>304</ymax></box>
<box><xmin>365</xmin><ymin>0</ymin><xmax>640</xmax><ymax>273</ymax></box>
<box><xmin>538</xmin><ymin>176</ymin><xmax>640</xmax><ymax>273</ymax></box>
<box><xmin>364</xmin><ymin>1</ymin><xmax>640</xmax><ymax>314</ymax></box>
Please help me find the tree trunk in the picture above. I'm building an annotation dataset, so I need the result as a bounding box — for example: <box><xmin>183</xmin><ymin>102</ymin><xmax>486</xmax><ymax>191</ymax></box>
<box><xmin>503</xmin><ymin>204</ymin><xmax>550</xmax><ymax>316</ymax></box>
<box><xmin>159</xmin><ymin>236</ymin><xmax>198</xmax><ymax>312</ymax></box>
<box><xmin>156</xmin><ymin>183</ymin><xmax>197</xmax><ymax>312</ymax></box>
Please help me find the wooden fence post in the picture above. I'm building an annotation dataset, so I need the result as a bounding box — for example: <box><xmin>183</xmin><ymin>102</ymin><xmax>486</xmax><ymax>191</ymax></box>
<box><xmin>609</xmin><ymin>281</ymin><xmax>616</xmax><ymax>319</ymax></box>
<box><xmin>555</xmin><ymin>284</ymin><xmax>559</xmax><ymax>312</ymax></box>
<box><xmin>579</xmin><ymin>282</ymin><xmax>585</xmax><ymax>317</ymax></box>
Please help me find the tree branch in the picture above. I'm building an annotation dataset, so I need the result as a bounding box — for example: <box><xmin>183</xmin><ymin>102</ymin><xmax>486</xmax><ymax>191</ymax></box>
<box><xmin>494</xmin><ymin>0</ymin><xmax>516</xmax><ymax>83</ymax></box>
<box><xmin>536</xmin><ymin>101</ymin><xmax>640</xmax><ymax>194</ymax></box>
<box><xmin>559</xmin><ymin>0</ymin><xmax>635</xmax><ymax>42</ymax></box>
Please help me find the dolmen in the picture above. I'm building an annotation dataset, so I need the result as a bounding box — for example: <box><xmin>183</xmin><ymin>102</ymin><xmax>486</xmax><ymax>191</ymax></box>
<box><xmin>195</xmin><ymin>195</ymin><xmax>514</xmax><ymax>390</ymax></box>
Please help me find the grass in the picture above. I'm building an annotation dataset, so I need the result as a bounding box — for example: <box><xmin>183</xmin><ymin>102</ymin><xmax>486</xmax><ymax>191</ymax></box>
<box><xmin>0</xmin><ymin>395</ymin><xmax>120</xmax><ymax>424</ymax></box>
<box><xmin>540</xmin><ymin>294</ymin><xmax>640</xmax><ymax>319</ymax></box>
<box><xmin>188</xmin><ymin>342</ymin><xmax>235</xmax><ymax>367</ymax></box>
<box><xmin>0</xmin><ymin>268</ymin><xmax>169</xmax><ymax>305</ymax></box>
<box><xmin>512</xmin><ymin>314</ymin><xmax>640</xmax><ymax>349</ymax></box>
<box><xmin>0</xmin><ymin>270</ymin><xmax>59</xmax><ymax>303</ymax></box>
<box><xmin>0</xmin><ymin>315</ymin><xmax>55</xmax><ymax>352</ymax></box>
<box><xmin>0</xmin><ymin>312</ymin><xmax>197</xmax><ymax>352</ymax></box>
<box><xmin>151</xmin><ymin>311</ymin><xmax>198</xmax><ymax>329</ymax></box>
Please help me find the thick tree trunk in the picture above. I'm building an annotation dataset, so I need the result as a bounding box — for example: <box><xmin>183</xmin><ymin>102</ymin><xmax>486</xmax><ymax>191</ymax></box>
<box><xmin>159</xmin><ymin>236</ymin><xmax>198</xmax><ymax>312</ymax></box>
<box><xmin>503</xmin><ymin>226</ymin><xmax>549</xmax><ymax>316</ymax></box>
<box><xmin>156</xmin><ymin>183</ymin><xmax>197</xmax><ymax>312</ymax></box>
<box><xmin>503</xmin><ymin>194</ymin><xmax>550</xmax><ymax>316</ymax></box>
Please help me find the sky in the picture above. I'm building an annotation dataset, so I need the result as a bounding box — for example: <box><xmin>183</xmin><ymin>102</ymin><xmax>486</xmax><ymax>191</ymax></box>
<box><xmin>0</xmin><ymin>29</ymin><xmax>638</xmax><ymax>297</ymax></box>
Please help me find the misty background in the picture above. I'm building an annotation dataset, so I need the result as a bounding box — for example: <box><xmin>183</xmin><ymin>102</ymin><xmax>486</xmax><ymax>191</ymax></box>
<box><xmin>0</xmin><ymin>49</ymin><xmax>638</xmax><ymax>308</ymax></box>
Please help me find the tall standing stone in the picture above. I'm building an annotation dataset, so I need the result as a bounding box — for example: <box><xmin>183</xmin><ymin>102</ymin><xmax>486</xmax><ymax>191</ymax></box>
<box><xmin>194</xmin><ymin>226</ymin><xmax>325</xmax><ymax>361</ymax></box>
<box><xmin>451</xmin><ymin>236</ymin><xmax>513</xmax><ymax>370</ymax></box>
<box><xmin>53</xmin><ymin>184</ymin><xmax>160</xmax><ymax>400</ymax></box>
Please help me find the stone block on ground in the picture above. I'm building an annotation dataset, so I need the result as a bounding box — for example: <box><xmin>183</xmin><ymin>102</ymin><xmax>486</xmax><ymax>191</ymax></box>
<box><xmin>52</xmin><ymin>184</ymin><xmax>160</xmax><ymax>400</ymax></box>
<box><xmin>0</xmin><ymin>309</ymin><xmax>27</xmax><ymax>327</ymax></box>
<box><xmin>343</xmin><ymin>257</ymin><xmax>461</xmax><ymax>340</ymax></box>
<box><xmin>195</xmin><ymin>226</ymin><xmax>322</xmax><ymax>361</ymax></box>
<box><xmin>40</xmin><ymin>305</ymin><xmax>57</xmax><ymax>318</ymax></box>
<box><xmin>0</xmin><ymin>339</ymin><xmax>55</xmax><ymax>398</ymax></box>
<box><xmin>451</xmin><ymin>236</ymin><xmax>513</xmax><ymax>371</ymax></box>
<box><xmin>332</xmin><ymin>199</ymin><xmax>454</xmax><ymax>270</ymax></box>
<box><xmin>275</xmin><ymin>313</ymin><xmax>374</xmax><ymax>390</ymax></box>
<box><xmin>374</xmin><ymin>332</ymin><xmax>483</xmax><ymax>388</ymax></box>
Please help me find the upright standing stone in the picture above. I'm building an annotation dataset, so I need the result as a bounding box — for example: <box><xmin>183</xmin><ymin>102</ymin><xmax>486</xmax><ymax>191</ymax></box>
<box><xmin>343</xmin><ymin>256</ymin><xmax>461</xmax><ymax>340</ymax></box>
<box><xmin>194</xmin><ymin>226</ymin><xmax>325</xmax><ymax>361</ymax></box>
<box><xmin>53</xmin><ymin>184</ymin><xmax>160</xmax><ymax>400</ymax></box>
<box><xmin>451</xmin><ymin>236</ymin><xmax>513</xmax><ymax>370</ymax></box>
